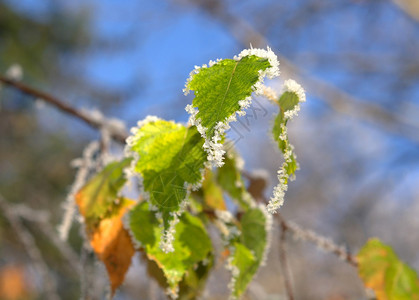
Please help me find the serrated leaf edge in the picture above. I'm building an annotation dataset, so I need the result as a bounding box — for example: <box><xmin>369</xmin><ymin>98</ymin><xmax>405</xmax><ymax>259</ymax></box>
<box><xmin>185</xmin><ymin>47</ymin><xmax>280</xmax><ymax>168</ymax></box>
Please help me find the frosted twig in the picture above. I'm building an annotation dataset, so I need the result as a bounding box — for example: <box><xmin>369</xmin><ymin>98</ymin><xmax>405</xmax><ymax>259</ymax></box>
<box><xmin>0</xmin><ymin>75</ymin><xmax>128</xmax><ymax>143</ymax></box>
<box><xmin>0</xmin><ymin>194</ymin><xmax>60</xmax><ymax>300</ymax></box>
<box><xmin>280</xmin><ymin>215</ymin><xmax>358</xmax><ymax>267</ymax></box>
<box><xmin>58</xmin><ymin>141</ymin><xmax>100</xmax><ymax>241</ymax></box>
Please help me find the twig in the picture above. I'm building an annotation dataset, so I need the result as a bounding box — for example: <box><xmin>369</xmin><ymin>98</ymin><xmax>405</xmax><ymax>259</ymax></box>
<box><xmin>279</xmin><ymin>218</ymin><xmax>294</xmax><ymax>300</ymax></box>
<box><xmin>0</xmin><ymin>75</ymin><xmax>128</xmax><ymax>143</ymax></box>
<box><xmin>58</xmin><ymin>141</ymin><xmax>100</xmax><ymax>241</ymax></box>
<box><xmin>278</xmin><ymin>214</ymin><xmax>358</xmax><ymax>267</ymax></box>
<box><xmin>0</xmin><ymin>194</ymin><xmax>60</xmax><ymax>300</ymax></box>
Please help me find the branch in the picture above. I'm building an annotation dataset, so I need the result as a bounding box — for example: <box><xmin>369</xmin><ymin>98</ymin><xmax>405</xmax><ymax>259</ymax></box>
<box><xmin>0</xmin><ymin>75</ymin><xmax>128</xmax><ymax>144</ymax></box>
<box><xmin>277</xmin><ymin>213</ymin><xmax>358</xmax><ymax>268</ymax></box>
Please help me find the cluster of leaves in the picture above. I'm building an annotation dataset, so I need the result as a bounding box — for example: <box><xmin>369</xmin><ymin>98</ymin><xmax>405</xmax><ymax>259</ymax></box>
<box><xmin>73</xmin><ymin>48</ymin><xmax>419</xmax><ymax>300</ymax></box>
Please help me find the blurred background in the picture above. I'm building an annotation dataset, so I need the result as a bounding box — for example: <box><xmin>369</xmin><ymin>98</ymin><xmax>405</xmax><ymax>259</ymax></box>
<box><xmin>0</xmin><ymin>0</ymin><xmax>418</xmax><ymax>299</ymax></box>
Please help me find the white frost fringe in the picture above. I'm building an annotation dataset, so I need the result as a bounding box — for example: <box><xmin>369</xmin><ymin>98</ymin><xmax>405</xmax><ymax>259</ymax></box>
<box><xmin>259</xmin><ymin>204</ymin><xmax>273</xmax><ymax>267</ymax></box>
<box><xmin>267</xmin><ymin>79</ymin><xmax>306</xmax><ymax>214</ymax></box>
<box><xmin>287</xmin><ymin>221</ymin><xmax>349</xmax><ymax>261</ymax></box>
<box><xmin>185</xmin><ymin>47</ymin><xmax>280</xmax><ymax>168</ymax></box>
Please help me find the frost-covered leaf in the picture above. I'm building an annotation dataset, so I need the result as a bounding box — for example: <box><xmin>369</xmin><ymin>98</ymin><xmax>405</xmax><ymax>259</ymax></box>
<box><xmin>76</xmin><ymin>158</ymin><xmax>132</xmax><ymax>228</ymax></box>
<box><xmin>216</xmin><ymin>150</ymin><xmax>253</xmax><ymax>210</ymax></box>
<box><xmin>268</xmin><ymin>79</ymin><xmax>305</xmax><ymax>214</ymax></box>
<box><xmin>357</xmin><ymin>238</ymin><xmax>419</xmax><ymax>300</ymax></box>
<box><xmin>126</xmin><ymin>118</ymin><xmax>207</xmax><ymax>252</ymax></box>
<box><xmin>185</xmin><ymin>48</ymin><xmax>279</xmax><ymax>167</ymax></box>
<box><xmin>227</xmin><ymin>207</ymin><xmax>271</xmax><ymax>299</ymax></box>
<box><xmin>128</xmin><ymin>201</ymin><xmax>212</xmax><ymax>297</ymax></box>
<box><xmin>75</xmin><ymin>159</ymin><xmax>135</xmax><ymax>295</ymax></box>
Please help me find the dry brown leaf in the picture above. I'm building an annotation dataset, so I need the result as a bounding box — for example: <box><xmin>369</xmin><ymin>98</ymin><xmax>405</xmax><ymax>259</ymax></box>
<box><xmin>88</xmin><ymin>199</ymin><xmax>135</xmax><ymax>295</ymax></box>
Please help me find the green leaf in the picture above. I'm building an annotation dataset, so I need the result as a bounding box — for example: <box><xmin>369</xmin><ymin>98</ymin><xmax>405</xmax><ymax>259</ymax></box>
<box><xmin>75</xmin><ymin>158</ymin><xmax>132</xmax><ymax>228</ymax></box>
<box><xmin>188</xmin><ymin>56</ymin><xmax>270</xmax><ymax>138</ymax></box>
<box><xmin>227</xmin><ymin>207</ymin><xmax>270</xmax><ymax>299</ymax></box>
<box><xmin>240</xmin><ymin>208</ymin><xmax>268</xmax><ymax>263</ymax></box>
<box><xmin>268</xmin><ymin>79</ymin><xmax>305</xmax><ymax>214</ymax></box>
<box><xmin>185</xmin><ymin>48</ymin><xmax>279</xmax><ymax>167</ymax></box>
<box><xmin>129</xmin><ymin>201</ymin><xmax>213</xmax><ymax>296</ymax></box>
<box><xmin>229</xmin><ymin>243</ymin><xmax>256</xmax><ymax>298</ymax></box>
<box><xmin>126</xmin><ymin>119</ymin><xmax>207</xmax><ymax>239</ymax></box>
<box><xmin>216</xmin><ymin>150</ymin><xmax>253</xmax><ymax>210</ymax></box>
<box><xmin>357</xmin><ymin>238</ymin><xmax>419</xmax><ymax>300</ymax></box>
<box><xmin>272</xmin><ymin>112</ymin><xmax>298</xmax><ymax>178</ymax></box>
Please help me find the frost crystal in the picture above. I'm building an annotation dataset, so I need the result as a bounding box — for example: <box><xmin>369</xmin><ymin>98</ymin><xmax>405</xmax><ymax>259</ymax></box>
<box><xmin>123</xmin><ymin>211</ymin><xmax>142</xmax><ymax>250</ymax></box>
<box><xmin>257</xmin><ymin>204</ymin><xmax>273</xmax><ymax>267</ymax></box>
<box><xmin>287</xmin><ymin>221</ymin><xmax>349</xmax><ymax>261</ymax></box>
<box><xmin>234</xmin><ymin>46</ymin><xmax>280</xmax><ymax>80</ymax></box>
<box><xmin>226</xmin><ymin>253</ymin><xmax>240</xmax><ymax>300</ymax></box>
<box><xmin>166</xmin><ymin>286</ymin><xmax>179</xmax><ymax>300</ymax></box>
<box><xmin>159</xmin><ymin>215</ymin><xmax>179</xmax><ymax>253</ymax></box>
